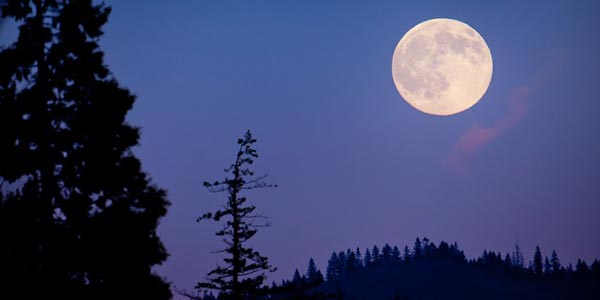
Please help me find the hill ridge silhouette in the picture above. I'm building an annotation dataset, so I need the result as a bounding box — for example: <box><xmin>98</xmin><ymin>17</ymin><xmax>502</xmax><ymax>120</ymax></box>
<box><xmin>271</xmin><ymin>237</ymin><xmax>600</xmax><ymax>300</ymax></box>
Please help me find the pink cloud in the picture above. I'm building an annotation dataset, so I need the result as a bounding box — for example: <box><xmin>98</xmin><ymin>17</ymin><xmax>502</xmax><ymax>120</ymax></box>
<box><xmin>445</xmin><ymin>51</ymin><xmax>567</xmax><ymax>173</ymax></box>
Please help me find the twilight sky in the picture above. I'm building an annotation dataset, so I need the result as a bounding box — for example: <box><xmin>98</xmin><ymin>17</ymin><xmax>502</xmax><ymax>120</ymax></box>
<box><xmin>3</xmin><ymin>0</ymin><xmax>600</xmax><ymax>295</ymax></box>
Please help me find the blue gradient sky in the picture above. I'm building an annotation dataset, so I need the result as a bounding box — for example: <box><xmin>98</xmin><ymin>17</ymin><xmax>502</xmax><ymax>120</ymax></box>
<box><xmin>3</xmin><ymin>0</ymin><xmax>600</xmax><ymax>295</ymax></box>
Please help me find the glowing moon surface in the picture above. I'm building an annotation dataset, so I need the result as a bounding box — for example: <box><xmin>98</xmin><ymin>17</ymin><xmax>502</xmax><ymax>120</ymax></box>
<box><xmin>392</xmin><ymin>18</ymin><xmax>493</xmax><ymax>116</ymax></box>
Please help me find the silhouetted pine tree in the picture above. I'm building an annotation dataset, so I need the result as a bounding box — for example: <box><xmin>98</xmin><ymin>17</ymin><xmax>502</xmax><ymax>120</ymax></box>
<box><xmin>0</xmin><ymin>1</ymin><xmax>170</xmax><ymax>299</ymax></box>
<box><xmin>511</xmin><ymin>240</ymin><xmax>524</xmax><ymax>268</ymax></box>
<box><xmin>338</xmin><ymin>251</ymin><xmax>347</xmax><ymax>274</ymax></box>
<box><xmin>391</xmin><ymin>246</ymin><xmax>401</xmax><ymax>264</ymax></box>
<box><xmin>576</xmin><ymin>259</ymin><xmax>590</xmax><ymax>276</ymax></box>
<box><xmin>566</xmin><ymin>263</ymin><xmax>574</xmax><ymax>272</ymax></box>
<box><xmin>403</xmin><ymin>246</ymin><xmax>411</xmax><ymax>262</ymax></box>
<box><xmin>196</xmin><ymin>131</ymin><xmax>276</xmax><ymax>299</ymax></box>
<box><xmin>413</xmin><ymin>238</ymin><xmax>423</xmax><ymax>259</ymax></box>
<box><xmin>372</xmin><ymin>245</ymin><xmax>381</xmax><ymax>265</ymax></box>
<box><xmin>346</xmin><ymin>249</ymin><xmax>358</xmax><ymax>274</ymax></box>
<box><xmin>591</xmin><ymin>259</ymin><xmax>600</xmax><ymax>278</ymax></box>
<box><xmin>382</xmin><ymin>244</ymin><xmax>392</xmax><ymax>264</ymax></box>
<box><xmin>422</xmin><ymin>238</ymin><xmax>431</xmax><ymax>256</ymax></box>
<box><xmin>449</xmin><ymin>242</ymin><xmax>466</xmax><ymax>262</ymax></box>
<box><xmin>307</xmin><ymin>258</ymin><xmax>324</xmax><ymax>284</ymax></box>
<box><xmin>293</xmin><ymin>269</ymin><xmax>303</xmax><ymax>286</ymax></box>
<box><xmin>533</xmin><ymin>246</ymin><xmax>544</xmax><ymax>276</ymax></box>
<box><xmin>504</xmin><ymin>254</ymin><xmax>512</xmax><ymax>266</ymax></box>
<box><xmin>550</xmin><ymin>250</ymin><xmax>561</xmax><ymax>274</ymax></box>
<box><xmin>437</xmin><ymin>241</ymin><xmax>450</xmax><ymax>258</ymax></box>
<box><xmin>355</xmin><ymin>247</ymin><xmax>363</xmax><ymax>269</ymax></box>
<box><xmin>326</xmin><ymin>252</ymin><xmax>339</xmax><ymax>281</ymax></box>
<box><xmin>363</xmin><ymin>248</ymin><xmax>372</xmax><ymax>268</ymax></box>
<box><xmin>544</xmin><ymin>257</ymin><xmax>552</xmax><ymax>275</ymax></box>
<box><xmin>424</xmin><ymin>238</ymin><xmax>437</xmax><ymax>257</ymax></box>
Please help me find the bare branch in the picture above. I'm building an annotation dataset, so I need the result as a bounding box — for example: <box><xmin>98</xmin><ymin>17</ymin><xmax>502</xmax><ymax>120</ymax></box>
<box><xmin>245</xmin><ymin>213</ymin><xmax>268</xmax><ymax>219</ymax></box>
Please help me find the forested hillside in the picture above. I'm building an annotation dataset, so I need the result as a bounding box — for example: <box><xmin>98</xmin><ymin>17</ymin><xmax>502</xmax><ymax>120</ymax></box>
<box><xmin>270</xmin><ymin>238</ymin><xmax>600</xmax><ymax>300</ymax></box>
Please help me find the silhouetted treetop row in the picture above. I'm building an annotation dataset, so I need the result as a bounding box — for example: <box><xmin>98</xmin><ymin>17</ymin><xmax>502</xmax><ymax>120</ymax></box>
<box><xmin>269</xmin><ymin>238</ymin><xmax>599</xmax><ymax>300</ymax></box>
<box><xmin>325</xmin><ymin>238</ymin><xmax>466</xmax><ymax>280</ymax></box>
<box><xmin>320</xmin><ymin>238</ymin><xmax>598</xmax><ymax>281</ymax></box>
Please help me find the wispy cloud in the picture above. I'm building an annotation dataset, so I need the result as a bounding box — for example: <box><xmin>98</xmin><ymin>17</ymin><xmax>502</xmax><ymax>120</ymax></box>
<box><xmin>445</xmin><ymin>51</ymin><xmax>567</xmax><ymax>173</ymax></box>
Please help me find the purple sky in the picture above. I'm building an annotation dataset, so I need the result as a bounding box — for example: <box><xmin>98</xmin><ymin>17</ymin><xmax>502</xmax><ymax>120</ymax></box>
<box><xmin>3</xmin><ymin>0</ymin><xmax>600</xmax><ymax>296</ymax></box>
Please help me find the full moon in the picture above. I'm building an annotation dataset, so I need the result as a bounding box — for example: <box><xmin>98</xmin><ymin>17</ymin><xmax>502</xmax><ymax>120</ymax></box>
<box><xmin>392</xmin><ymin>18</ymin><xmax>493</xmax><ymax>116</ymax></box>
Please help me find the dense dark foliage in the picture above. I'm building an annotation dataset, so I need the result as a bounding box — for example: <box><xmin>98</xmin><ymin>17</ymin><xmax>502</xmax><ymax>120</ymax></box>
<box><xmin>0</xmin><ymin>0</ymin><xmax>170</xmax><ymax>299</ymax></box>
<box><xmin>271</xmin><ymin>238</ymin><xmax>600</xmax><ymax>300</ymax></box>
<box><xmin>194</xmin><ymin>131</ymin><xmax>276</xmax><ymax>300</ymax></box>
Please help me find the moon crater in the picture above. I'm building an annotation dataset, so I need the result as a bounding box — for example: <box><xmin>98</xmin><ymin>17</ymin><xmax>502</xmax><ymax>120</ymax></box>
<box><xmin>392</xmin><ymin>18</ymin><xmax>493</xmax><ymax>116</ymax></box>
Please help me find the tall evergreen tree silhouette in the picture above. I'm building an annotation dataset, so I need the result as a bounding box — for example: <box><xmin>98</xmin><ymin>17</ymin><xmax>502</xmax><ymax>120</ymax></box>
<box><xmin>575</xmin><ymin>259</ymin><xmax>590</xmax><ymax>275</ymax></box>
<box><xmin>533</xmin><ymin>246</ymin><xmax>544</xmax><ymax>275</ymax></box>
<box><xmin>292</xmin><ymin>269</ymin><xmax>303</xmax><ymax>285</ymax></box>
<box><xmin>338</xmin><ymin>251</ymin><xmax>347</xmax><ymax>274</ymax></box>
<box><xmin>422</xmin><ymin>237</ymin><xmax>431</xmax><ymax>256</ymax></box>
<box><xmin>326</xmin><ymin>252</ymin><xmax>339</xmax><ymax>281</ymax></box>
<box><xmin>306</xmin><ymin>258</ymin><xmax>324</xmax><ymax>284</ymax></box>
<box><xmin>591</xmin><ymin>260</ymin><xmax>600</xmax><ymax>278</ymax></box>
<box><xmin>544</xmin><ymin>256</ymin><xmax>552</xmax><ymax>275</ymax></box>
<box><xmin>382</xmin><ymin>244</ymin><xmax>392</xmax><ymax>264</ymax></box>
<box><xmin>413</xmin><ymin>238</ymin><xmax>423</xmax><ymax>259</ymax></box>
<box><xmin>504</xmin><ymin>253</ymin><xmax>512</xmax><ymax>266</ymax></box>
<box><xmin>511</xmin><ymin>240</ymin><xmax>524</xmax><ymax>268</ymax></box>
<box><xmin>550</xmin><ymin>249</ymin><xmax>561</xmax><ymax>274</ymax></box>
<box><xmin>196</xmin><ymin>130</ymin><xmax>276</xmax><ymax>299</ymax></box>
<box><xmin>355</xmin><ymin>247</ymin><xmax>363</xmax><ymax>269</ymax></box>
<box><xmin>372</xmin><ymin>245</ymin><xmax>381</xmax><ymax>265</ymax></box>
<box><xmin>346</xmin><ymin>249</ymin><xmax>358</xmax><ymax>274</ymax></box>
<box><xmin>0</xmin><ymin>1</ymin><xmax>170</xmax><ymax>299</ymax></box>
<box><xmin>391</xmin><ymin>246</ymin><xmax>401</xmax><ymax>264</ymax></box>
<box><xmin>403</xmin><ymin>245</ymin><xmax>411</xmax><ymax>262</ymax></box>
<box><xmin>363</xmin><ymin>248</ymin><xmax>372</xmax><ymax>268</ymax></box>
